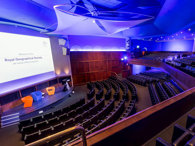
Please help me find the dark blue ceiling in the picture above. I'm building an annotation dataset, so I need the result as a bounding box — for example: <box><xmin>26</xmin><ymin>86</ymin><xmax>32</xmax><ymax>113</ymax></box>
<box><xmin>0</xmin><ymin>0</ymin><xmax>194</xmax><ymax>40</ymax></box>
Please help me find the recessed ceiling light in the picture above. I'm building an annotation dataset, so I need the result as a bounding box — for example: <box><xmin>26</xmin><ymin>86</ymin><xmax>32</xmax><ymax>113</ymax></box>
<box><xmin>180</xmin><ymin>31</ymin><xmax>183</xmax><ymax>34</ymax></box>
<box><xmin>188</xmin><ymin>28</ymin><xmax>191</xmax><ymax>31</ymax></box>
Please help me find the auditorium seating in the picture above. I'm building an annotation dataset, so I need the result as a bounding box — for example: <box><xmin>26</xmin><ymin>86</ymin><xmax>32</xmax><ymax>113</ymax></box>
<box><xmin>102</xmin><ymin>80</ymin><xmax>112</xmax><ymax>100</ymax></box>
<box><xmin>155</xmin><ymin>82</ymin><xmax>169</xmax><ymax>101</ymax></box>
<box><xmin>123</xmin><ymin>80</ymin><xmax>137</xmax><ymax>101</ymax></box>
<box><xmin>128</xmin><ymin>70</ymin><xmax>184</xmax><ymax>106</ymax></box>
<box><xmin>95</xmin><ymin>82</ymin><xmax>104</xmax><ymax>100</ymax></box>
<box><xmin>19</xmin><ymin>74</ymin><xmax>142</xmax><ymax>145</ymax></box>
<box><xmin>170</xmin><ymin>80</ymin><xmax>184</xmax><ymax>93</ymax></box>
<box><xmin>161</xmin><ymin>82</ymin><xmax>177</xmax><ymax>97</ymax></box>
<box><xmin>87</xmin><ymin>82</ymin><xmax>95</xmax><ymax>100</ymax></box>
<box><xmin>19</xmin><ymin>98</ymin><xmax>85</xmax><ymax>130</ymax></box>
<box><xmin>165</xmin><ymin>55</ymin><xmax>195</xmax><ymax>77</ymax></box>
<box><xmin>121</xmin><ymin>99</ymin><xmax>136</xmax><ymax>118</ymax></box>
<box><xmin>148</xmin><ymin>84</ymin><xmax>160</xmax><ymax>105</ymax></box>
<box><xmin>17</xmin><ymin>70</ymin><xmax>187</xmax><ymax>145</ymax></box>
<box><xmin>127</xmin><ymin>71</ymin><xmax>172</xmax><ymax>87</ymax></box>
<box><xmin>156</xmin><ymin>115</ymin><xmax>195</xmax><ymax>146</ymax></box>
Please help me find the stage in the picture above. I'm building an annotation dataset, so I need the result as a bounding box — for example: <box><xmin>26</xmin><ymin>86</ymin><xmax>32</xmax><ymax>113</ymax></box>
<box><xmin>1</xmin><ymin>88</ymin><xmax>72</xmax><ymax>127</ymax></box>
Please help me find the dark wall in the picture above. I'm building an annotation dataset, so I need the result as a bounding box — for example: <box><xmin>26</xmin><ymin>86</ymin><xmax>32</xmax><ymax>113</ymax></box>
<box><xmin>70</xmin><ymin>52</ymin><xmax>131</xmax><ymax>85</ymax></box>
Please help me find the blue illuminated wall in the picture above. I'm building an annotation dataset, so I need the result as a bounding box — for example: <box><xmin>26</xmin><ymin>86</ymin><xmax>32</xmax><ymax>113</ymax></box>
<box><xmin>131</xmin><ymin>39</ymin><xmax>158</xmax><ymax>51</ymax></box>
<box><xmin>131</xmin><ymin>39</ymin><xmax>194</xmax><ymax>52</ymax></box>
<box><xmin>159</xmin><ymin>40</ymin><xmax>194</xmax><ymax>52</ymax></box>
<box><xmin>69</xmin><ymin>35</ymin><xmax>126</xmax><ymax>51</ymax></box>
<box><xmin>132</xmin><ymin>64</ymin><xmax>147</xmax><ymax>75</ymax></box>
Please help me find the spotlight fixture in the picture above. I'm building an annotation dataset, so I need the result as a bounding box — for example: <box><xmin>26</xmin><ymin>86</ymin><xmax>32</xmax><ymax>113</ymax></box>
<box><xmin>188</xmin><ymin>28</ymin><xmax>191</xmax><ymax>31</ymax></box>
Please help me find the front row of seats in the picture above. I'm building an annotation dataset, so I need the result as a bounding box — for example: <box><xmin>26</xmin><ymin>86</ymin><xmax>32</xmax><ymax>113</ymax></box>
<box><xmin>156</xmin><ymin>115</ymin><xmax>195</xmax><ymax>146</ymax></box>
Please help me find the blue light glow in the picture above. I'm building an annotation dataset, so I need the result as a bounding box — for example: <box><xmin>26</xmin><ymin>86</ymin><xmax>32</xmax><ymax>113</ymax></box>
<box><xmin>70</xmin><ymin>48</ymin><xmax>127</xmax><ymax>52</ymax></box>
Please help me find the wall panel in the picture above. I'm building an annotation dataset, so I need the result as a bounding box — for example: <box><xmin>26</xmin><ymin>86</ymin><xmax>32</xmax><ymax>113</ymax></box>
<box><xmin>70</xmin><ymin>52</ymin><xmax>130</xmax><ymax>85</ymax></box>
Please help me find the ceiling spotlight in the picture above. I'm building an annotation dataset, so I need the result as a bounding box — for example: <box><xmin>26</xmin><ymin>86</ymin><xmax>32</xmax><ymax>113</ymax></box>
<box><xmin>92</xmin><ymin>20</ymin><xmax>96</xmax><ymax>23</ymax></box>
<box><xmin>180</xmin><ymin>31</ymin><xmax>183</xmax><ymax>34</ymax></box>
<box><xmin>188</xmin><ymin>28</ymin><xmax>191</xmax><ymax>31</ymax></box>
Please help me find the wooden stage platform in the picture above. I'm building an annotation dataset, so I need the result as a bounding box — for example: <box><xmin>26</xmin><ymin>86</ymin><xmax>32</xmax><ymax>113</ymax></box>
<box><xmin>1</xmin><ymin>88</ymin><xmax>72</xmax><ymax>127</ymax></box>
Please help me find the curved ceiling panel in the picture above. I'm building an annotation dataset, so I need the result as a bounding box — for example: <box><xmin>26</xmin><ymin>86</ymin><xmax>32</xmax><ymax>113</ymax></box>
<box><xmin>98</xmin><ymin>17</ymin><xmax>153</xmax><ymax>34</ymax></box>
<box><xmin>154</xmin><ymin>0</ymin><xmax>195</xmax><ymax>33</ymax></box>
<box><xmin>0</xmin><ymin>0</ymin><xmax>57</xmax><ymax>29</ymax></box>
<box><xmin>46</xmin><ymin>4</ymin><xmax>154</xmax><ymax>36</ymax></box>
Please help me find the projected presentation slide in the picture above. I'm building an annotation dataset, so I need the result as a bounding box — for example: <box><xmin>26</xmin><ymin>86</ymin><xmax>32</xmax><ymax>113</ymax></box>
<box><xmin>0</xmin><ymin>32</ymin><xmax>54</xmax><ymax>84</ymax></box>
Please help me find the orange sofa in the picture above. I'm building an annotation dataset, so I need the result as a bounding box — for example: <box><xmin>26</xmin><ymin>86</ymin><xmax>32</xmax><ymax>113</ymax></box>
<box><xmin>21</xmin><ymin>96</ymin><xmax>33</xmax><ymax>108</ymax></box>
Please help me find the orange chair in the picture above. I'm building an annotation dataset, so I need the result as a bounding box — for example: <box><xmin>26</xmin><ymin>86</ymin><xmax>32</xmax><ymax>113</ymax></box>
<box><xmin>46</xmin><ymin>86</ymin><xmax>55</xmax><ymax>95</ymax></box>
<box><xmin>21</xmin><ymin>96</ymin><xmax>33</xmax><ymax>108</ymax></box>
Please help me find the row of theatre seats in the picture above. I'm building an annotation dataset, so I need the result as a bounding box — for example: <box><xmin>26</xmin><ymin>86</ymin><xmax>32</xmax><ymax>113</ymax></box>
<box><xmin>19</xmin><ymin>76</ymin><xmax>138</xmax><ymax>145</ymax></box>
<box><xmin>126</xmin><ymin>71</ymin><xmax>184</xmax><ymax>106</ymax></box>
<box><xmin>87</xmin><ymin>76</ymin><xmax>138</xmax><ymax>102</ymax></box>
<box><xmin>156</xmin><ymin>115</ymin><xmax>195</xmax><ymax>146</ymax></box>
<box><xmin>149</xmin><ymin>80</ymin><xmax>184</xmax><ymax>105</ymax></box>
<box><xmin>127</xmin><ymin>71</ymin><xmax>171</xmax><ymax>86</ymax></box>
<box><xmin>165</xmin><ymin>55</ymin><xmax>195</xmax><ymax>77</ymax></box>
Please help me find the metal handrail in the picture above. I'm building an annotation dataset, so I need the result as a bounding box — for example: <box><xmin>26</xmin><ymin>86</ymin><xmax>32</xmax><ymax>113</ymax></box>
<box><xmin>26</xmin><ymin>126</ymin><xmax>87</xmax><ymax>146</ymax></box>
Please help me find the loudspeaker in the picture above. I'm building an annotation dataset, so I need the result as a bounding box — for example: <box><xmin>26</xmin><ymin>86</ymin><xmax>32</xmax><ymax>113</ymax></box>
<box><xmin>58</xmin><ymin>38</ymin><xmax>66</xmax><ymax>46</ymax></box>
<box><xmin>62</xmin><ymin>47</ymin><xmax>67</xmax><ymax>55</ymax></box>
<box><xmin>62</xmin><ymin>47</ymin><xmax>70</xmax><ymax>55</ymax></box>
